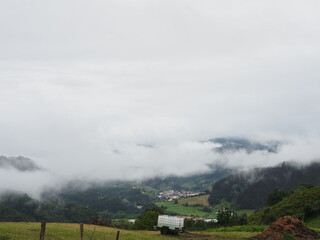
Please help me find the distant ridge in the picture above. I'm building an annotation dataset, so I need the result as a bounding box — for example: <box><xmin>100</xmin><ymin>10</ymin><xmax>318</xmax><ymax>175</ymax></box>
<box><xmin>207</xmin><ymin>137</ymin><xmax>281</xmax><ymax>153</ymax></box>
<box><xmin>0</xmin><ymin>156</ymin><xmax>41</xmax><ymax>171</ymax></box>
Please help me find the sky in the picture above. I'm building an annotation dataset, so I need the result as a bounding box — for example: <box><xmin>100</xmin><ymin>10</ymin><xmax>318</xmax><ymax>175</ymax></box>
<box><xmin>0</xmin><ymin>0</ymin><xmax>320</xmax><ymax>196</ymax></box>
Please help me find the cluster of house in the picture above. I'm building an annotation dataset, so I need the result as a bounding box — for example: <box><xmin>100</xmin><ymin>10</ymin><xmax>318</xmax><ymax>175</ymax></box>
<box><xmin>128</xmin><ymin>216</ymin><xmax>218</xmax><ymax>224</ymax></box>
<box><xmin>157</xmin><ymin>189</ymin><xmax>205</xmax><ymax>201</ymax></box>
<box><xmin>176</xmin><ymin>215</ymin><xmax>218</xmax><ymax>223</ymax></box>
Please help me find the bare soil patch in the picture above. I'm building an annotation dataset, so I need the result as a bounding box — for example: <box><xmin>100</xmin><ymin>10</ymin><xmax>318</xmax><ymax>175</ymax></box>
<box><xmin>252</xmin><ymin>216</ymin><xmax>319</xmax><ymax>240</ymax></box>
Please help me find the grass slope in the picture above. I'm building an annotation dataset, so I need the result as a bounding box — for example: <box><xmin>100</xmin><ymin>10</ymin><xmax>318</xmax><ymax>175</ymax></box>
<box><xmin>305</xmin><ymin>215</ymin><xmax>320</xmax><ymax>229</ymax></box>
<box><xmin>0</xmin><ymin>222</ymin><xmax>257</xmax><ymax>240</ymax></box>
<box><xmin>248</xmin><ymin>186</ymin><xmax>320</xmax><ymax>225</ymax></box>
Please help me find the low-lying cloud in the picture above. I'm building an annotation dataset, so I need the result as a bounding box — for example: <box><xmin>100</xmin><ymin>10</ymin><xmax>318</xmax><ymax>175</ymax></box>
<box><xmin>1</xmin><ymin>1</ymin><xmax>320</xmax><ymax>197</ymax></box>
<box><xmin>1</xmin><ymin>135</ymin><xmax>320</xmax><ymax>198</ymax></box>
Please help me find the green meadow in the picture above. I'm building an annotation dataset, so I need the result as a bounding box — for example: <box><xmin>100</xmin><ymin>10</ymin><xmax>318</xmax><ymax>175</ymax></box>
<box><xmin>155</xmin><ymin>195</ymin><xmax>254</xmax><ymax>219</ymax></box>
<box><xmin>155</xmin><ymin>200</ymin><xmax>217</xmax><ymax>218</ymax></box>
<box><xmin>0</xmin><ymin>222</ymin><xmax>258</xmax><ymax>240</ymax></box>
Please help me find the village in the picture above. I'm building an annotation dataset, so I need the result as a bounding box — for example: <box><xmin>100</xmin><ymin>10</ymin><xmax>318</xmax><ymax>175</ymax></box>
<box><xmin>156</xmin><ymin>189</ymin><xmax>206</xmax><ymax>201</ymax></box>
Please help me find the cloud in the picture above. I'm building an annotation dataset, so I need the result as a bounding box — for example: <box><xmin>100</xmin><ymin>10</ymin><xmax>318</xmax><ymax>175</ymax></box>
<box><xmin>0</xmin><ymin>1</ymin><xmax>320</xmax><ymax>196</ymax></box>
<box><xmin>1</xmin><ymin>1</ymin><xmax>320</xmax><ymax>60</ymax></box>
<box><xmin>0</xmin><ymin>169</ymin><xmax>56</xmax><ymax>198</ymax></box>
<box><xmin>2</xmin><ymin>134</ymin><xmax>320</xmax><ymax>198</ymax></box>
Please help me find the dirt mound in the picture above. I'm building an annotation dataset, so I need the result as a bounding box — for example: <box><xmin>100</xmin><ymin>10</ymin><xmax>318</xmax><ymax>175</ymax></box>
<box><xmin>252</xmin><ymin>216</ymin><xmax>319</xmax><ymax>240</ymax></box>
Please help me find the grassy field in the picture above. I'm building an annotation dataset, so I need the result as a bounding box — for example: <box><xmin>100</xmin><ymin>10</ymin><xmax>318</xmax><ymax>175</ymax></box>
<box><xmin>156</xmin><ymin>196</ymin><xmax>254</xmax><ymax>219</ymax></box>
<box><xmin>156</xmin><ymin>195</ymin><xmax>217</xmax><ymax>218</ymax></box>
<box><xmin>155</xmin><ymin>201</ymin><xmax>217</xmax><ymax>218</ymax></box>
<box><xmin>206</xmin><ymin>225</ymin><xmax>266</xmax><ymax>232</ymax></box>
<box><xmin>178</xmin><ymin>195</ymin><xmax>210</xmax><ymax>207</ymax></box>
<box><xmin>0</xmin><ymin>222</ymin><xmax>258</xmax><ymax>240</ymax></box>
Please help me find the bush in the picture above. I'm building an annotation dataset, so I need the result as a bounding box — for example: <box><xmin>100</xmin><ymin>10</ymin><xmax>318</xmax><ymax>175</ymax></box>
<box><xmin>184</xmin><ymin>218</ymin><xmax>206</xmax><ymax>231</ymax></box>
<box><xmin>112</xmin><ymin>219</ymin><xmax>134</xmax><ymax>230</ymax></box>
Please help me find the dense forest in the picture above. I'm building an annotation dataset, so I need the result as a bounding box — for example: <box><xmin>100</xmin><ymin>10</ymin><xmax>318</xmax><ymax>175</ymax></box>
<box><xmin>0</xmin><ymin>184</ymin><xmax>156</xmax><ymax>222</ymax></box>
<box><xmin>209</xmin><ymin>162</ymin><xmax>320</xmax><ymax>209</ymax></box>
<box><xmin>0</xmin><ymin>192</ymin><xmax>96</xmax><ymax>223</ymax></box>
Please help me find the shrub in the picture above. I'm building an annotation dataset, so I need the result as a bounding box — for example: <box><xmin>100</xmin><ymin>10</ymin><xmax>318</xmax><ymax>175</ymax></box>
<box><xmin>184</xmin><ymin>218</ymin><xmax>206</xmax><ymax>231</ymax></box>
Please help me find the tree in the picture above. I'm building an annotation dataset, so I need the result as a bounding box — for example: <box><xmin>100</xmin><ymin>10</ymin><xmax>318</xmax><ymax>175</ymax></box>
<box><xmin>216</xmin><ymin>208</ymin><xmax>239</xmax><ymax>226</ymax></box>
<box><xmin>266</xmin><ymin>189</ymin><xmax>288</xmax><ymax>206</ymax></box>
<box><xmin>217</xmin><ymin>208</ymin><xmax>231</xmax><ymax>226</ymax></box>
<box><xmin>132</xmin><ymin>207</ymin><xmax>165</xmax><ymax>230</ymax></box>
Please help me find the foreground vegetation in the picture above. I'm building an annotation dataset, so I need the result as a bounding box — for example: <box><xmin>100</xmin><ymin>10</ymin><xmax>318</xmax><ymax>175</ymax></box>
<box><xmin>0</xmin><ymin>222</ymin><xmax>259</xmax><ymax>240</ymax></box>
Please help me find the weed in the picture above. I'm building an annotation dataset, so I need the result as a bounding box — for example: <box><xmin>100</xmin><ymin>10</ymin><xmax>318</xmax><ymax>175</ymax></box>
<box><xmin>0</xmin><ymin>235</ymin><xmax>12</xmax><ymax>240</ymax></box>
<box><xmin>85</xmin><ymin>227</ymin><xmax>97</xmax><ymax>240</ymax></box>
<box><xmin>207</xmin><ymin>225</ymin><xmax>266</xmax><ymax>232</ymax></box>
<box><xmin>283</xmin><ymin>232</ymin><xmax>296</xmax><ymax>240</ymax></box>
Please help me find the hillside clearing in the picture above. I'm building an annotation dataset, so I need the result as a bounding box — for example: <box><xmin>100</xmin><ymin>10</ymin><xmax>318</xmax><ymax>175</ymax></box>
<box><xmin>178</xmin><ymin>194</ymin><xmax>211</xmax><ymax>207</ymax></box>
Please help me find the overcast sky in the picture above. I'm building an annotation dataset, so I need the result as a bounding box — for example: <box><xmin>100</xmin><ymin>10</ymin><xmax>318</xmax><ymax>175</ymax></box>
<box><xmin>1</xmin><ymin>0</ymin><xmax>320</xmax><ymax>196</ymax></box>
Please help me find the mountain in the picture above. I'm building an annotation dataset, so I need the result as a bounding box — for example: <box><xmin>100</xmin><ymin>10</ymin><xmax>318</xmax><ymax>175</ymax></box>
<box><xmin>142</xmin><ymin>137</ymin><xmax>281</xmax><ymax>192</ymax></box>
<box><xmin>208</xmin><ymin>161</ymin><xmax>320</xmax><ymax>209</ymax></box>
<box><xmin>0</xmin><ymin>156</ymin><xmax>41</xmax><ymax>171</ymax></box>
<box><xmin>207</xmin><ymin>137</ymin><xmax>281</xmax><ymax>153</ymax></box>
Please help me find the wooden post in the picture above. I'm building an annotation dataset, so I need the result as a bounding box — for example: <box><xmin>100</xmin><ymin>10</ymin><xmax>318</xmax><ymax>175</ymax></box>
<box><xmin>39</xmin><ymin>221</ymin><xmax>46</xmax><ymax>240</ymax></box>
<box><xmin>80</xmin><ymin>224</ymin><xmax>84</xmax><ymax>240</ymax></box>
<box><xmin>116</xmin><ymin>230</ymin><xmax>120</xmax><ymax>240</ymax></box>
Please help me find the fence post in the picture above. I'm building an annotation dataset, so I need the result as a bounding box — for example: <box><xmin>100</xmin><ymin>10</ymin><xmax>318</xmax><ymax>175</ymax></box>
<box><xmin>80</xmin><ymin>224</ymin><xmax>84</xmax><ymax>240</ymax></box>
<box><xmin>39</xmin><ymin>221</ymin><xmax>46</xmax><ymax>240</ymax></box>
<box><xmin>116</xmin><ymin>230</ymin><xmax>120</xmax><ymax>240</ymax></box>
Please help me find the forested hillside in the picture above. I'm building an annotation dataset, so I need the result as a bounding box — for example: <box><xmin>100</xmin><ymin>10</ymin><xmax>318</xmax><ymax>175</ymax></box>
<box><xmin>209</xmin><ymin>162</ymin><xmax>320</xmax><ymax>209</ymax></box>
<box><xmin>142</xmin><ymin>167</ymin><xmax>231</xmax><ymax>191</ymax></box>
<box><xmin>0</xmin><ymin>192</ymin><xmax>96</xmax><ymax>223</ymax></box>
<box><xmin>0</xmin><ymin>183</ymin><xmax>157</xmax><ymax>222</ymax></box>
<box><xmin>55</xmin><ymin>183</ymin><xmax>156</xmax><ymax>218</ymax></box>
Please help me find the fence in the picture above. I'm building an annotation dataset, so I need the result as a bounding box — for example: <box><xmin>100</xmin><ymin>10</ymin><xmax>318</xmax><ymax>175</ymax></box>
<box><xmin>39</xmin><ymin>222</ymin><xmax>120</xmax><ymax>240</ymax></box>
